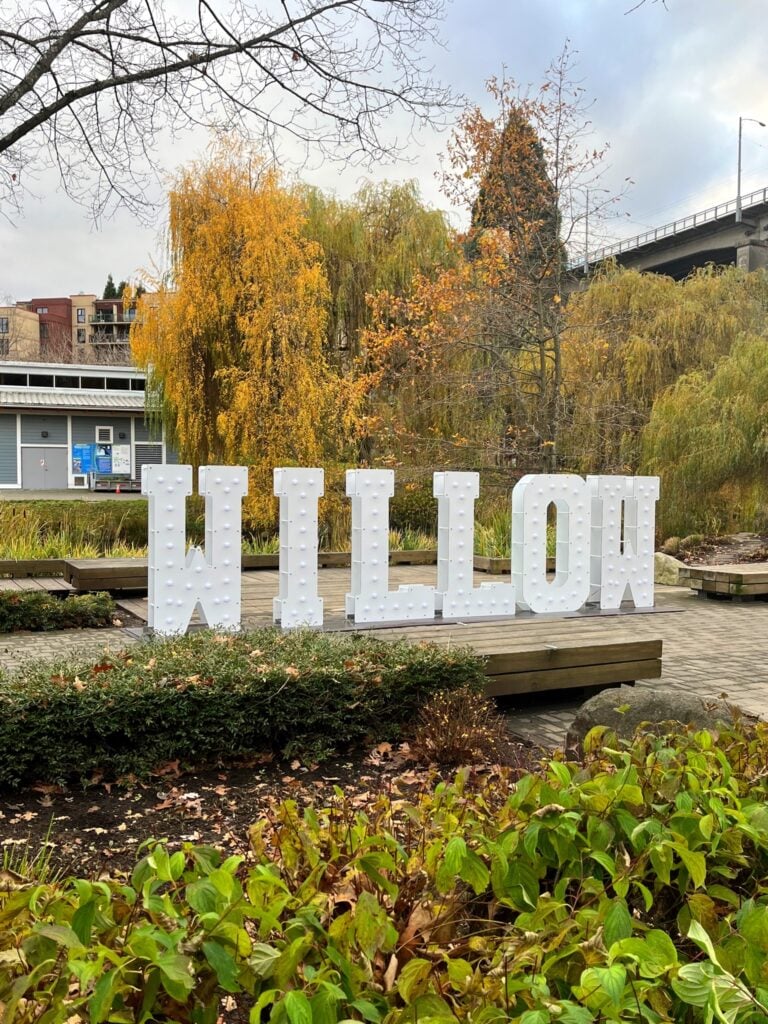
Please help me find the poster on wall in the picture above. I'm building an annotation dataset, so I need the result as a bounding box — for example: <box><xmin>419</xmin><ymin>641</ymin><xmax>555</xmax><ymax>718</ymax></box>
<box><xmin>71</xmin><ymin>440</ymin><xmax>92</xmax><ymax>471</ymax></box>
<box><xmin>94</xmin><ymin>444</ymin><xmax>112</xmax><ymax>474</ymax></box>
<box><xmin>111</xmin><ymin>445</ymin><xmax>131</xmax><ymax>474</ymax></box>
<box><xmin>72</xmin><ymin>443</ymin><xmax>93</xmax><ymax>474</ymax></box>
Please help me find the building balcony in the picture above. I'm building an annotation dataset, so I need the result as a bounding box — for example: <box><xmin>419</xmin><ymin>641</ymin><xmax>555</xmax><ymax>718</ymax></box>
<box><xmin>89</xmin><ymin>334</ymin><xmax>131</xmax><ymax>346</ymax></box>
<box><xmin>88</xmin><ymin>313</ymin><xmax>139</xmax><ymax>325</ymax></box>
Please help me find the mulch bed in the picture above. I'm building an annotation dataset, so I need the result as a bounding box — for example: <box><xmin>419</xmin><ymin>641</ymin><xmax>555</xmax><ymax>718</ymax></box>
<box><xmin>679</xmin><ymin>532</ymin><xmax>768</xmax><ymax>566</ymax></box>
<box><xmin>0</xmin><ymin>742</ymin><xmax>538</xmax><ymax>880</ymax></box>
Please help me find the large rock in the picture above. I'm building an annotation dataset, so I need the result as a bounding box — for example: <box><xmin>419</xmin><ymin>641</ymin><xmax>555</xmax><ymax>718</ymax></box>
<box><xmin>655</xmin><ymin>551</ymin><xmax>687</xmax><ymax>586</ymax></box>
<box><xmin>565</xmin><ymin>686</ymin><xmax>749</xmax><ymax>751</ymax></box>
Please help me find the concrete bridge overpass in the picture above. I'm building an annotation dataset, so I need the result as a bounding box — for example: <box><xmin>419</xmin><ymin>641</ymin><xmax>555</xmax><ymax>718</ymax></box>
<box><xmin>571</xmin><ymin>185</ymin><xmax>768</xmax><ymax>280</ymax></box>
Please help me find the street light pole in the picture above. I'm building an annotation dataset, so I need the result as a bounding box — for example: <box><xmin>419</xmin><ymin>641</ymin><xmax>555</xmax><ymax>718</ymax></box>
<box><xmin>583</xmin><ymin>187</ymin><xmax>609</xmax><ymax>277</ymax></box>
<box><xmin>737</xmin><ymin>115</ymin><xmax>766</xmax><ymax>223</ymax></box>
<box><xmin>583</xmin><ymin>188</ymin><xmax>590</xmax><ymax>275</ymax></box>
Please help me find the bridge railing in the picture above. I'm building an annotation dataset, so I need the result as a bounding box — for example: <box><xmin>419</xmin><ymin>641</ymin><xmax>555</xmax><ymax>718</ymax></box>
<box><xmin>568</xmin><ymin>185</ymin><xmax>768</xmax><ymax>271</ymax></box>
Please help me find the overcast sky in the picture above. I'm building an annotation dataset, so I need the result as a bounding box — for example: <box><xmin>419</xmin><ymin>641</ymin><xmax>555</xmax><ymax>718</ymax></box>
<box><xmin>2</xmin><ymin>0</ymin><xmax>767</xmax><ymax>300</ymax></box>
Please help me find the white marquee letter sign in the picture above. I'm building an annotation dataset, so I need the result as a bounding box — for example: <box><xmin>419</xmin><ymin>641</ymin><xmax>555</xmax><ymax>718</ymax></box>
<box><xmin>273</xmin><ymin>468</ymin><xmax>324</xmax><ymax>628</ymax></box>
<box><xmin>512</xmin><ymin>474</ymin><xmax>591</xmax><ymax>614</ymax></box>
<box><xmin>588</xmin><ymin>475</ymin><xmax>660</xmax><ymax>609</ymax></box>
<box><xmin>143</xmin><ymin>464</ymin><xmax>248</xmax><ymax>635</ymax></box>
<box><xmin>345</xmin><ymin>469</ymin><xmax>436</xmax><ymax>624</ymax></box>
<box><xmin>143</xmin><ymin>464</ymin><xmax>660</xmax><ymax>633</ymax></box>
<box><xmin>434</xmin><ymin>471</ymin><xmax>516</xmax><ymax>618</ymax></box>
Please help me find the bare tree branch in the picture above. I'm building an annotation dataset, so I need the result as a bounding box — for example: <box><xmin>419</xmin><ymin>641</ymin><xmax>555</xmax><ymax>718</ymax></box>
<box><xmin>0</xmin><ymin>0</ymin><xmax>452</xmax><ymax>218</ymax></box>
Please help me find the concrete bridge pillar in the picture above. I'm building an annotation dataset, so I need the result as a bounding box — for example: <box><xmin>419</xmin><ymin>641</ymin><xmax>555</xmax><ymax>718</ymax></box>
<box><xmin>736</xmin><ymin>240</ymin><xmax>768</xmax><ymax>272</ymax></box>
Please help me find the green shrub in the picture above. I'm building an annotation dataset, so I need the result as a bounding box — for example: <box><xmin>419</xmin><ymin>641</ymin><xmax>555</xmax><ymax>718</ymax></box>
<box><xmin>0</xmin><ymin>591</ymin><xmax>116</xmax><ymax>633</ymax></box>
<box><xmin>4</xmin><ymin>722</ymin><xmax>768</xmax><ymax>1022</ymax></box>
<box><xmin>681</xmin><ymin>532</ymin><xmax>705</xmax><ymax>550</ymax></box>
<box><xmin>0</xmin><ymin>629</ymin><xmax>484</xmax><ymax>787</ymax></box>
<box><xmin>389</xmin><ymin>485</ymin><xmax>437</xmax><ymax>534</ymax></box>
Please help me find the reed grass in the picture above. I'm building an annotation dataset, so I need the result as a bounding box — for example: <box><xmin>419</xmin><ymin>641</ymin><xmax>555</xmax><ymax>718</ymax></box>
<box><xmin>0</xmin><ymin>500</ymin><xmax>557</xmax><ymax>560</ymax></box>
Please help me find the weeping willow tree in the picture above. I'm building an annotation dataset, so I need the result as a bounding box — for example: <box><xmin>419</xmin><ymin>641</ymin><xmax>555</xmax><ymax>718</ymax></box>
<box><xmin>302</xmin><ymin>180</ymin><xmax>456</xmax><ymax>365</ymax></box>
<box><xmin>561</xmin><ymin>265</ymin><xmax>768</xmax><ymax>474</ymax></box>
<box><xmin>131</xmin><ymin>146</ymin><xmax>354</xmax><ymax>520</ymax></box>
<box><xmin>642</xmin><ymin>334</ymin><xmax>768</xmax><ymax>537</ymax></box>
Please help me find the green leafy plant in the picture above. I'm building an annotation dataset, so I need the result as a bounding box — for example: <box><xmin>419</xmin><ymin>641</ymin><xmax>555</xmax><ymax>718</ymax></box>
<box><xmin>4</xmin><ymin>721</ymin><xmax>768</xmax><ymax>1022</ymax></box>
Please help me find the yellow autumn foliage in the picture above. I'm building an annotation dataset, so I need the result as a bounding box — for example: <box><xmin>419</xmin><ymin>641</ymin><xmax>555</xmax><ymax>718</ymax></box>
<box><xmin>131</xmin><ymin>146</ymin><xmax>355</xmax><ymax>523</ymax></box>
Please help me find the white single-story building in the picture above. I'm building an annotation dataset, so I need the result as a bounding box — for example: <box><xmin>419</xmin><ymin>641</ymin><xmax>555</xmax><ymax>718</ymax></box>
<box><xmin>0</xmin><ymin>360</ymin><xmax>176</xmax><ymax>490</ymax></box>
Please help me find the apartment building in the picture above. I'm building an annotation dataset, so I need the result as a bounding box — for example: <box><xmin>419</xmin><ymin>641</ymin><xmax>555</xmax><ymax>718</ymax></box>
<box><xmin>0</xmin><ymin>292</ymin><xmax>142</xmax><ymax>362</ymax></box>
<box><xmin>0</xmin><ymin>307</ymin><xmax>41</xmax><ymax>359</ymax></box>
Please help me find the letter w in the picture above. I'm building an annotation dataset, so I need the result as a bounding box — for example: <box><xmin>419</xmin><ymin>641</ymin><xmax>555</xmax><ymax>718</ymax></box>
<box><xmin>142</xmin><ymin>465</ymin><xmax>248</xmax><ymax>635</ymax></box>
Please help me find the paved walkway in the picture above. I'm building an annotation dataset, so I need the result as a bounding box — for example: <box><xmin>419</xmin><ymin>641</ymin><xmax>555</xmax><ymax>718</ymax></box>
<box><xmin>0</xmin><ymin>584</ymin><xmax>766</xmax><ymax>749</ymax></box>
<box><xmin>0</xmin><ymin>491</ymin><xmax>143</xmax><ymax>501</ymax></box>
<box><xmin>504</xmin><ymin>585</ymin><xmax>768</xmax><ymax>745</ymax></box>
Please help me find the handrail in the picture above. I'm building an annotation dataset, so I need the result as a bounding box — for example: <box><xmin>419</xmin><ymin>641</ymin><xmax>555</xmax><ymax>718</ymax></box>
<box><xmin>569</xmin><ymin>185</ymin><xmax>768</xmax><ymax>270</ymax></box>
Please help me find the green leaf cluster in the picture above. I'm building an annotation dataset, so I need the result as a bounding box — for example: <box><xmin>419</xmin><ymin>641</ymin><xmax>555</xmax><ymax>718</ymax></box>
<box><xmin>4</xmin><ymin>721</ymin><xmax>768</xmax><ymax>1021</ymax></box>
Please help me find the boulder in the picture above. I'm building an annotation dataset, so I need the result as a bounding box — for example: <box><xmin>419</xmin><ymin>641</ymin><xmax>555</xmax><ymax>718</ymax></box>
<box><xmin>655</xmin><ymin>551</ymin><xmax>687</xmax><ymax>586</ymax></box>
<box><xmin>565</xmin><ymin>685</ymin><xmax>750</xmax><ymax>752</ymax></box>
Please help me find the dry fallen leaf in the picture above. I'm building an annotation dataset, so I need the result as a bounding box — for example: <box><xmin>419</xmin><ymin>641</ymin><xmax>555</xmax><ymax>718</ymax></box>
<box><xmin>383</xmin><ymin>953</ymin><xmax>399</xmax><ymax>992</ymax></box>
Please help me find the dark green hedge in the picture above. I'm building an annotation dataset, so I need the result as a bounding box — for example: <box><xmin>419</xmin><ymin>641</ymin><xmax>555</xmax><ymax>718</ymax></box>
<box><xmin>0</xmin><ymin>628</ymin><xmax>484</xmax><ymax>787</ymax></box>
<box><xmin>0</xmin><ymin>591</ymin><xmax>116</xmax><ymax>633</ymax></box>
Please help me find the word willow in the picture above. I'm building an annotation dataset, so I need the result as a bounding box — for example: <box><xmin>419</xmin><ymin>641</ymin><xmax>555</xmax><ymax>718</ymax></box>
<box><xmin>142</xmin><ymin>466</ymin><xmax>659</xmax><ymax>635</ymax></box>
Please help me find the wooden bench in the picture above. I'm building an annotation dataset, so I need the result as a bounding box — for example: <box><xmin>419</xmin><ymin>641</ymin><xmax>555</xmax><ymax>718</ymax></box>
<box><xmin>64</xmin><ymin>557</ymin><xmax>149</xmax><ymax>592</ymax></box>
<box><xmin>679</xmin><ymin>562</ymin><xmax>768</xmax><ymax>599</ymax></box>
<box><xmin>367</xmin><ymin>618</ymin><xmax>663</xmax><ymax>697</ymax></box>
<box><xmin>0</xmin><ymin>558</ymin><xmax>66</xmax><ymax>578</ymax></box>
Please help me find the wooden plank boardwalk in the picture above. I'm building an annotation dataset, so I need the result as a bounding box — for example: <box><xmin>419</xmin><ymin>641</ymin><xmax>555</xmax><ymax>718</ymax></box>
<box><xmin>679</xmin><ymin>562</ymin><xmax>768</xmax><ymax>599</ymax></box>
<box><xmin>117</xmin><ymin>566</ymin><xmax>664</xmax><ymax>698</ymax></box>
<box><xmin>0</xmin><ymin>577</ymin><xmax>73</xmax><ymax>593</ymax></box>
<box><xmin>62</xmin><ymin>553</ymin><xmax>554</xmax><ymax>592</ymax></box>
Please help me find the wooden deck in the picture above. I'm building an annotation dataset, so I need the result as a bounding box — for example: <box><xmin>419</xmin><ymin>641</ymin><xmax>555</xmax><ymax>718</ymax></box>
<box><xmin>679</xmin><ymin>562</ymin><xmax>768</xmax><ymax>599</ymax></box>
<box><xmin>117</xmin><ymin>565</ymin><xmax>663</xmax><ymax>698</ymax></box>
<box><xmin>0</xmin><ymin>577</ymin><xmax>73</xmax><ymax>593</ymax></box>
<box><xmin>62</xmin><ymin>553</ymin><xmax>557</xmax><ymax>592</ymax></box>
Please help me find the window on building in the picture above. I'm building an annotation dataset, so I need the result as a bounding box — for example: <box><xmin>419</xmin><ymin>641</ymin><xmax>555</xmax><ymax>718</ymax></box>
<box><xmin>55</xmin><ymin>375</ymin><xmax>79</xmax><ymax>389</ymax></box>
<box><xmin>106</xmin><ymin>377</ymin><xmax>130</xmax><ymax>391</ymax></box>
<box><xmin>130</xmin><ymin>379</ymin><xmax>146</xmax><ymax>391</ymax></box>
<box><xmin>127</xmin><ymin>307</ymin><xmax>137</xmax><ymax>322</ymax></box>
<box><xmin>39</xmin><ymin>323</ymin><xmax>49</xmax><ymax>341</ymax></box>
<box><xmin>29</xmin><ymin>374</ymin><xmax>54</xmax><ymax>387</ymax></box>
<box><xmin>76</xmin><ymin>307</ymin><xmax>86</xmax><ymax>323</ymax></box>
<box><xmin>0</xmin><ymin>318</ymin><xmax>8</xmax><ymax>334</ymax></box>
<box><xmin>81</xmin><ymin>376</ymin><xmax>106</xmax><ymax>389</ymax></box>
<box><xmin>76</xmin><ymin>328</ymin><xmax>86</xmax><ymax>344</ymax></box>
<box><xmin>36</xmin><ymin>306</ymin><xmax>48</xmax><ymax>314</ymax></box>
<box><xmin>0</xmin><ymin>373</ymin><xmax>26</xmax><ymax>386</ymax></box>
<box><xmin>0</xmin><ymin>339</ymin><xmax>9</xmax><ymax>357</ymax></box>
